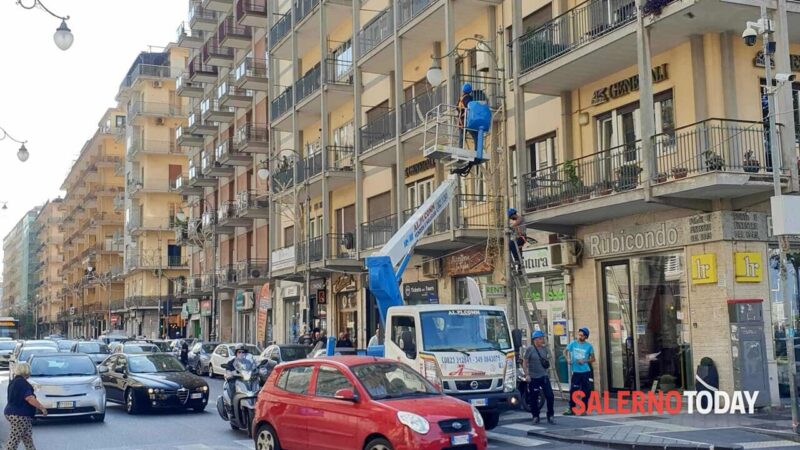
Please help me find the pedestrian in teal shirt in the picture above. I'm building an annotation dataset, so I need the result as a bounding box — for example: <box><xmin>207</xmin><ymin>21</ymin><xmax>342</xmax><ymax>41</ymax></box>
<box><xmin>563</xmin><ymin>327</ymin><xmax>594</xmax><ymax>415</ymax></box>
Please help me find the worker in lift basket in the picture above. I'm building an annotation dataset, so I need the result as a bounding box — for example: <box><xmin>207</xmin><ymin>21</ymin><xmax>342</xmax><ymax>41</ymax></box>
<box><xmin>457</xmin><ymin>83</ymin><xmax>479</xmax><ymax>148</ymax></box>
<box><xmin>508</xmin><ymin>208</ymin><xmax>527</xmax><ymax>273</ymax></box>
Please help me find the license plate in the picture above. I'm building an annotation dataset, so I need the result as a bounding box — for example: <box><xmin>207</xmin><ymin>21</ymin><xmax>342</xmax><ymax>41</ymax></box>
<box><xmin>190</xmin><ymin>393</ymin><xmax>203</xmax><ymax>399</ymax></box>
<box><xmin>451</xmin><ymin>434</ymin><xmax>471</xmax><ymax>446</ymax></box>
<box><xmin>56</xmin><ymin>401</ymin><xmax>75</xmax><ymax>409</ymax></box>
<box><xmin>470</xmin><ymin>398</ymin><xmax>487</xmax><ymax>407</ymax></box>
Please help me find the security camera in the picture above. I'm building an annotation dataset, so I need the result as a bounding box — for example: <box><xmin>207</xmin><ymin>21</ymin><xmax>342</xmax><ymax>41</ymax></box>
<box><xmin>742</xmin><ymin>27</ymin><xmax>758</xmax><ymax>47</ymax></box>
<box><xmin>776</xmin><ymin>73</ymin><xmax>796</xmax><ymax>83</ymax></box>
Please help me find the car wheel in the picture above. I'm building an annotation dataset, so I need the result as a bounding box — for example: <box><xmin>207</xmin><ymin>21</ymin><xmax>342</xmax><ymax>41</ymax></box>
<box><xmin>230</xmin><ymin>422</ymin><xmax>239</xmax><ymax>430</ymax></box>
<box><xmin>91</xmin><ymin>412</ymin><xmax>105</xmax><ymax>422</ymax></box>
<box><xmin>364</xmin><ymin>437</ymin><xmax>394</xmax><ymax>450</ymax></box>
<box><xmin>254</xmin><ymin>423</ymin><xmax>281</xmax><ymax>450</ymax></box>
<box><xmin>125</xmin><ymin>389</ymin><xmax>139</xmax><ymax>415</ymax></box>
<box><xmin>208</xmin><ymin>363</ymin><xmax>214</xmax><ymax>378</ymax></box>
<box><xmin>482</xmin><ymin>411</ymin><xmax>500</xmax><ymax>430</ymax></box>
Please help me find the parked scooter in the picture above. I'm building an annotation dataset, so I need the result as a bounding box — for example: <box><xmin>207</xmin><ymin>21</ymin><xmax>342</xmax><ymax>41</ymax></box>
<box><xmin>216</xmin><ymin>353</ymin><xmax>275</xmax><ymax>436</ymax></box>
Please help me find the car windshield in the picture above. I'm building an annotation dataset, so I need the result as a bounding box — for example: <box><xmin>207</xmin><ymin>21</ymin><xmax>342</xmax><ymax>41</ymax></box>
<box><xmin>25</xmin><ymin>341</ymin><xmax>58</xmax><ymax>349</ymax></box>
<box><xmin>19</xmin><ymin>348</ymin><xmax>53</xmax><ymax>362</ymax></box>
<box><xmin>152</xmin><ymin>342</ymin><xmax>171</xmax><ymax>352</ymax></box>
<box><xmin>76</xmin><ymin>343</ymin><xmax>109</xmax><ymax>354</ymax></box>
<box><xmin>30</xmin><ymin>355</ymin><xmax>95</xmax><ymax>377</ymax></box>
<box><xmin>421</xmin><ymin>309</ymin><xmax>512</xmax><ymax>352</ymax></box>
<box><xmin>281</xmin><ymin>347</ymin><xmax>311</xmax><ymax>361</ymax></box>
<box><xmin>352</xmin><ymin>362</ymin><xmax>439</xmax><ymax>400</ymax></box>
<box><xmin>57</xmin><ymin>340</ymin><xmax>76</xmax><ymax>350</ymax></box>
<box><xmin>201</xmin><ymin>343</ymin><xmax>217</xmax><ymax>353</ymax></box>
<box><xmin>128</xmin><ymin>354</ymin><xmax>186</xmax><ymax>373</ymax></box>
<box><xmin>125</xmin><ymin>344</ymin><xmax>158</xmax><ymax>353</ymax></box>
<box><xmin>0</xmin><ymin>342</ymin><xmax>16</xmax><ymax>351</ymax></box>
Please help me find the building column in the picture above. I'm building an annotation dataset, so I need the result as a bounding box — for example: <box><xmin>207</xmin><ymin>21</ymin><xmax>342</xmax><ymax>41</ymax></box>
<box><xmin>689</xmin><ymin>35</ymin><xmax>709</xmax><ymax>122</ymax></box>
<box><xmin>634</xmin><ymin>0</ymin><xmax>655</xmax><ymax>194</ymax></box>
<box><xmin>719</xmin><ymin>32</ymin><xmax>739</xmax><ymax>121</ymax></box>
<box><xmin>353</xmin><ymin>3</ymin><xmax>364</xmax><ymax>256</ymax></box>
<box><xmin>392</xmin><ymin>5</ymin><xmax>405</xmax><ymax>229</ymax></box>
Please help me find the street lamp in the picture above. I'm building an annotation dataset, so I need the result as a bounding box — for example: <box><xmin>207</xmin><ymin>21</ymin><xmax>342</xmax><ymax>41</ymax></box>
<box><xmin>0</xmin><ymin>126</ymin><xmax>31</xmax><ymax>162</ymax></box>
<box><xmin>16</xmin><ymin>0</ymin><xmax>73</xmax><ymax>51</ymax></box>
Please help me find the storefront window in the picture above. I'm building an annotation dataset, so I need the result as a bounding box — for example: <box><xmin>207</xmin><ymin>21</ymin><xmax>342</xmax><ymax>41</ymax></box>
<box><xmin>285</xmin><ymin>299</ymin><xmax>300</xmax><ymax>344</ymax></box>
<box><xmin>768</xmin><ymin>248</ymin><xmax>800</xmax><ymax>400</ymax></box>
<box><xmin>337</xmin><ymin>291</ymin><xmax>358</xmax><ymax>346</ymax></box>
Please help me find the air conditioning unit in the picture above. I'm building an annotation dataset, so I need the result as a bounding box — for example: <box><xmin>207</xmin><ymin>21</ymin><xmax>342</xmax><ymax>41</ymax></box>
<box><xmin>250</xmin><ymin>268</ymin><xmax>262</xmax><ymax>279</ymax></box>
<box><xmin>155</xmin><ymin>117</ymin><xmax>166</xmax><ymax>126</ymax></box>
<box><xmin>422</xmin><ymin>258</ymin><xmax>442</xmax><ymax>277</ymax></box>
<box><xmin>152</xmin><ymin>81</ymin><xmax>163</xmax><ymax>88</ymax></box>
<box><xmin>549</xmin><ymin>241</ymin><xmax>579</xmax><ymax>267</ymax></box>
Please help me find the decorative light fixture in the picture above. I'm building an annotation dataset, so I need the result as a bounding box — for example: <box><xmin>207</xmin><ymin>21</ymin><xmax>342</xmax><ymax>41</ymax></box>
<box><xmin>1</xmin><ymin>202</ymin><xmax>7</xmax><ymax>210</ymax></box>
<box><xmin>0</xmin><ymin>126</ymin><xmax>30</xmax><ymax>162</ymax></box>
<box><xmin>257</xmin><ymin>161</ymin><xmax>270</xmax><ymax>180</ymax></box>
<box><xmin>426</xmin><ymin>59</ymin><xmax>444</xmax><ymax>87</ymax></box>
<box><xmin>16</xmin><ymin>0</ymin><xmax>73</xmax><ymax>51</ymax></box>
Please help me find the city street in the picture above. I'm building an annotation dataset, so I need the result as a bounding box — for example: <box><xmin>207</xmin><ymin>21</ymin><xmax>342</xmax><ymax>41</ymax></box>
<box><xmin>0</xmin><ymin>370</ymin><xmax>602</xmax><ymax>450</ymax></box>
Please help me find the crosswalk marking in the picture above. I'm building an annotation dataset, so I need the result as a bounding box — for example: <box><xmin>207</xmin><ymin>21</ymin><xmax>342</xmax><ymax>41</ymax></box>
<box><xmin>234</xmin><ymin>440</ymin><xmax>255</xmax><ymax>449</ymax></box>
<box><xmin>486</xmin><ymin>431</ymin><xmax>549</xmax><ymax>447</ymax></box>
<box><xmin>503</xmin><ymin>423</ymin><xmax>544</xmax><ymax>433</ymax></box>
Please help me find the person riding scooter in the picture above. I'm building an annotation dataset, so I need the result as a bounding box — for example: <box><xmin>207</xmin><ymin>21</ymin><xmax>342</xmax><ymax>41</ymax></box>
<box><xmin>224</xmin><ymin>345</ymin><xmax>251</xmax><ymax>405</ymax></box>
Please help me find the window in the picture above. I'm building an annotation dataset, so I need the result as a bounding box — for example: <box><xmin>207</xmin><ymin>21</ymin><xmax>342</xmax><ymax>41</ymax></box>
<box><xmin>367</xmin><ymin>191</ymin><xmax>392</xmax><ymax>221</ymax></box>
<box><xmin>334</xmin><ymin>205</ymin><xmax>355</xmax><ymax>234</ymax></box>
<box><xmin>390</xmin><ymin>316</ymin><xmax>416</xmax><ymax>353</ymax></box>
<box><xmin>594</xmin><ymin>90</ymin><xmax>674</xmax><ymax>160</ymax></box>
<box><xmin>276</xmin><ymin>368</ymin><xmax>291</xmax><ymax>390</ymax></box>
<box><xmin>115</xmin><ymin>115</ymin><xmax>126</xmax><ymax>128</ymax></box>
<box><xmin>406</xmin><ymin>177</ymin><xmax>433</xmax><ymax>210</ymax></box>
<box><xmin>284</xmin><ymin>226</ymin><xmax>294</xmax><ymax>246</ymax></box>
<box><xmin>332</xmin><ymin>122</ymin><xmax>354</xmax><ymax>147</ymax></box>
<box><xmin>523</xmin><ymin>4</ymin><xmax>553</xmax><ymax>33</ymax></box>
<box><xmin>315</xmin><ymin>366</ymin><xmax>354</xmax><ymax>398</ymax></box>
<box><xmin>283</xmin><ymin>366</ymin><xmax>314</xmax><ymax>394</ymax></box>
<box><xmin>531</xmin><ymin>133</ymin><xmax>557</xmax><ymax>172</ymax></box>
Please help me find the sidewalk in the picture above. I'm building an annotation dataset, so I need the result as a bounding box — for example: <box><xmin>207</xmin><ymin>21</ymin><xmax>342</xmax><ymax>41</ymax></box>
<box><xmin>523</xmin><ymin>398</ymin><xmax>800</xmax><ymax>449</ymax></box>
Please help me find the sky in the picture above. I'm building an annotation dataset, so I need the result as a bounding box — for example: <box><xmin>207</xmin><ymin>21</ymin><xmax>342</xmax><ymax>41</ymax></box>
<box><xmin>0</xmin><ymin>0</ymin><xmax>188</xmax><ymax>276</ymax></box>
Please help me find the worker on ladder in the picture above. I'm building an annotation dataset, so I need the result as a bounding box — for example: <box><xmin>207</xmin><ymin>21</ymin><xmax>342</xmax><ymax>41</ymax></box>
<box><xmin>508</xmin><ymin>208</ymin><xmax>527</xmax><ymax>273</ymax></box>
<box><xmin>457</xmin><ymin>83</ymin><xmax>478</xmax><ymax>149</ymax></box>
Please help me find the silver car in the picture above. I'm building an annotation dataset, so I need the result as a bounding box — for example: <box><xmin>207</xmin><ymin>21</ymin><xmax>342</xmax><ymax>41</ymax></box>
<box><xmin>27</xmin><ymin>353</ymin><xmax>107</xmax><ymax>421</ymax></box>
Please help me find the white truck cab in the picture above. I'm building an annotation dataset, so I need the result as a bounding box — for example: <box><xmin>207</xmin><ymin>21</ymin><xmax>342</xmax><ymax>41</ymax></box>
<box><xmin>383</xmin><ymin>304</ymin><xmax>517</xmax><ymax>429</ymax></box>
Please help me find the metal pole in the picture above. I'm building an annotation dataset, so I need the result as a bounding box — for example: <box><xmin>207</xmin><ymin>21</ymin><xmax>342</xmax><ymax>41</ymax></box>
<box><xmin>762</xmin><ymin>1</ymin><xmax>799</xmax><ymax>431</ymax></box>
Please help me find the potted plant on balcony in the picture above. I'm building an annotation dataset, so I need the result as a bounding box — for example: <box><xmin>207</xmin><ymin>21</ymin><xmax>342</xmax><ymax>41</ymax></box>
<box><xmin>743</xmin><ymin>150</ymin><xmax>761</xmax><ymax>173</ymax></box>
<box><xmin>576</xmin><ymin>185</ymin><xmax>593</xmax><ymax>201</ymax></box>
<box><xmin>703</xmin><ymin>150</ymin><xmax>725</xmax><ymax>172</ymax></box>
<box><xmin>654</xmin><ymin>172</ymin><xmax>668</xmax><ymax>183</ymax></box>
<box><xmin>671</xmin><ymin>166</ymin><xmax>688</xmax><ymax>179</ymax></box>
<box><xmin>593</xmin><ymin>180</ymin><xmax>614</xmax><ymax>197</ymax></box>
<box><xmin>643</xmin><ymin>0</ymin><xmax>671</xmax><ymax>15</ymax></box>
<box><xmin>616</xmin><ymin>163</ymin><xmax>642</xmax><ymax>191</ymax></box>
<box><xmin>562</xmin><ymin>159</ymin><xmax>584</xmax><ymax>203</ymax></box>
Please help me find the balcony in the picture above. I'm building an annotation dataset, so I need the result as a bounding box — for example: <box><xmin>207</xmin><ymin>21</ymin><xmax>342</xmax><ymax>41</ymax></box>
<box><xmin>407</xmin><ymin>193</ymin><xmax>503</xmax><ymax>254</ymax></box>
<box><xmin>236</xmin><ymin>0</ymin><xmax>267</xmax><ymax>28</ymax></box>
<box><xmin>127</xmin><ymin>137</ymin><xmax>180</xmax><ymax>159</ymax></box>
<box><xmin>177</xmin><ymin>21</ymin><xmax>204</xmax><ymax>49</ymax></box>
<box><xmin>177</xmin><ymin>174</ymin><xmax>204</xmax><ymax>197</ymax></box>
<box><xmin>217</xmin><ymin>200</ymin><xmax>250</xmax><ymax>229</ymax></box>
<box><xmin>359</xmin><ymin>108</ymin><xmax>396</xmax><ymax>166</ymax></box>
<box><xmin>202</xmin><ymin>0</ymin><xmax>233</xmax><ymax>13</ymax></box>
<box><xmin>217</xmin><ymin>78</ymin><xmax>253</xmax><ymax>109</ymax></box>
<box><xmin>219</xmin><ymin>16</ymin><xmax>252</xmax><ymax>49</ymax></box>
<box><xmin>189</xmin><ymin>158</ymin><xmax>217</xmax><ymax>187</ymax></box>
<box><xmin>399</xmin><ymin>87</ymin><xmax>444</xmax><ymax>151</ymax></box>
<box><xmin>177</xmin><ymin>125</ymin><xmax>204</xmax><ymax>147</ymax></box>
<box><xmin>360</xmin><ymin>213</ymin><xmax>398</xmax><ymax>251</ymax></box>
<box><xmin>236</xmin><ymin>259</ymin><xmax>269</xmax><ymax>285</ymax></box>
<box><xmin>201</xmin><ymin>97</ymin><xmax>235</xmax><ymax>124</ymax></box>
<box><xmin>201</xmin><ymin>150</ymin><xmax>235</xmax><ymax>178</ymax></box>
<box><xmin>185</xmin><ymin>277</ymin><xmax>204</xmax><ymax>296</ymax></box>
<box><xmin>187</xmin><ymin>217</ymin><xmax>205</xmax><ymax>241</ymax></box>
<box><xmin>522</xmin><ymin>119</ymin><xmax>787</xmax><ymax>231</ymax></box>
<box><xmin>270</xmin><ymin>86</ymin><xmax>293</xmax><ymax>127</ymax></box>
<box><xmin>235</xmin><ymin>190</ymin><xmax>269</xmax><ymax>219</ymax></box>
<box><xmin>216</xmin><ymin>265</ymin><xmax>237</xmax><ymax>291</ymax></box>
<box><xmin>201</xmin><ymin>272</ymin><xmax>216</xmax><ymax>292</ymax></box>
<box><xmin>323</xmin><ymin>57</ymin><xmax>353</xmax><ymax>105</ymax></box>
<box><xmin>216</xmin><ymin>138</ymin><xmax>252</xmax><ymax>166</ymax></box>
<box><xmin>189</xmin><ymin>4</ymin><xmax>218</xmax><ymax>32</ymax></box>
<box><xmin>303</xmin><ymin>145</ymin><xmax>356</xmax><ymax>197</ymax></box>
<box><xmin>177</xmin><ymin>73</ymin><xmax>204</xmax><ymax>98</ymax></box>
<box><xmin>173</xmin><ymin>219</ymin><xmax>189</xmax><ymax>244</ymax></box>
<box><xmin>128</xmin><ymin>176</ymin><xmax>173</xmax><ymax>197</ymax></box>
<box><xmin>127</xmin><ymin>102</ymin><xmax>183</xmax><ymax>122</ymax></box>
<box><xmin>119</xmin><ymin>63</ymin><xmax>176</xmax><ymax>92</ymax></box>
<box><xmin>234</xmin><ymin>123</ymin><xmax>269</xmax><ymax>154</ymax></box>
<box><xmin>188</xmin><ymin>110</ymin><xmax>218</xmax><ymax>135</ymax></box>
<box><xmin>268</xmin><ymin>11</ymin><xmax>292</xmax><ymax>55</ymax></box>
<box><xmin>173</xmin><ymin>277</ymin><xmax>189</xmax><ymax>299</ymax></box>
<box><xmin>202</xmin><ymin>40</ymin><xmax>234</xmax><ymax>68</ymax></box>
<box><xmin>270</xmin><ymin>164</ymin><xmax>295</xmax><ymax>194</ymax></box>
<box><xmin>189</xmin><ymin>58</ymin><xmax>218</xmax><ymax>84</ymax></box>
<box><xmin>234</xmin><ymin>57</ymin><xmax>268</xmax><ymax>91</ymax></box>
<box><xmin>299</xmin><ymin>233</ymin><xmax>360</xmax><ymax>271</ymax></box>
<box><xmin>357</xmin><ymin>6</ymin><xmax>394</xmax><ymax>74</ymax></box>
<box><xmin>201</xmin><ymin>209</ymin><xmax>218</xmax><ymax>231</ymax></box>
<box><xmin>128</xmin><ymin>215</ymin><xmax>175</xmax><ymax>235</ymax></box>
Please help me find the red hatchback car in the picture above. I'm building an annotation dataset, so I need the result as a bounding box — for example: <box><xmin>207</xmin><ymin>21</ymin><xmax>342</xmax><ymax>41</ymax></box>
<box><xmin>252</xmin><ymin>356</ymin><xmax>488</xmax><ymax>450</ymax></box>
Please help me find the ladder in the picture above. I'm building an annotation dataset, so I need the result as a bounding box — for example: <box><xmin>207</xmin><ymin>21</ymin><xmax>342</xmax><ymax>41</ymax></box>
<box><xmin>509</xmin><ymin>231</ymin><xmax>567</xmax><ymax>399</ymax></box>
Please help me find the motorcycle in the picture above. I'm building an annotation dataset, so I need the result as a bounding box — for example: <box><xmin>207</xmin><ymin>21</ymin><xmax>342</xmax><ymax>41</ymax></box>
<box><xmin>216</xmin><ymin>354</ymin><xmax>276</xmax><ymax>436</ymax></box>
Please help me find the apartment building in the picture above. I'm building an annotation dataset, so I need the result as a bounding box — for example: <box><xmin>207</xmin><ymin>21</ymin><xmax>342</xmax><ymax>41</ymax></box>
<box><xmin>117</xmin><ymin>48</ymin><xmax>191</xmax><ymax>339</ymax></box>
<box><xmin>513</xmin><ymin>0</ymin><xmax>800</xmax><ymax>405</ymax></box>
<box><xmin>1</xmin><ymin>207</ymin><xmax>41</xmax><ymax>336</ymax></box>
<box><xmin>175</xmin><ymin>0</ymin><xmax>271</xmax><ymax>343</ymax></box>
<box><xmin>58</xmin><ymin>109</ymin><xmax>127</xmax><ymax>339</ymax></box>
<box><xmin>33</xmin><ymin>199</ymin><xmax>65</xmax><ymax>337</ymax></box>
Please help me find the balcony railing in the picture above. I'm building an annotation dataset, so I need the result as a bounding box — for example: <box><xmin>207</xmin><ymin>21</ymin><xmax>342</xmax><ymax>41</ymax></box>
<box><xmin>219</xmin><ymin>16</ymin><xmax>252</xmax><ymax>43</ymax></box>
<box><xmin>128</xmin><ymin>102</ymin><xmax>183</xmax><ymax>118</ymax></box>
<box><xmin>234</xmin><ymin>123</ymin><xmax>269</xmax><ymax>148</ymax></box>
<box><xmin>397</xmin><ymin>0</ymin><xmax>436</xmax><ymax>29</ymax></box>
<box><xmin>234</xmin><ymin>57</ymin><xmax>268</xmax><ymax>81</ymax></box>
<box><xmin>127</xmin><ymin>138</ymin><xmax>178</xmax><ymax>157</ymax></box>
<box><xmin>189</xmin><ymin>58</ymin><xmax>218</xmax><ymax>79</ymax></box>
<box><xmin>358</xmin><ymin>6</ymin><xmax>393</xmax><ymax>57</ymax></box>
<box><xmin>360</xmin><ymin>109</ymin><xmax>396</xmax><ymax>154</ymax></box>
<box><xmin>271</xmin><ymin>165</ymin><xmax>295</xmax><ymax>193</ymax></box>
<box><xmin>119</xmin><ymin>64</ymin><xmax>174</xmax><ymax>90</ymax></box>
<box><xmin>269</xmin><ymin>12</ymin><xmax>292</xmax><ymax>49</ymax></box>
<box><xmin>324</xmin><ymin>58</ymin><xmax>353</xmax><ymax>85</ymax></box>
<box><xmin>302</xmin><ymin>151</ymin><xmax>323</xmax><ymax>179</ymax></box>
<box><xmin>400</xmin><ymin>88</ymin><xmax>444</xmax><ymax>133</ymax></box>
<box><xmin>294</xmin><ymin>0</ymin><xmax>320</xmax><ymax>24</ymax></box>
<box><xmin>295</xmin><ymin>64</ymin><xmax>321</xmax><ymax>103</ymax></box>
<box><xmin>236</xmin><ymin>0</ymin><xmax>267</xmax><ymax>19</ymax></box>
<box><xmin>360</xmin><ymin>213</ymin><xmax>398</xmax><ymax>250</ymax></box>
<box><xmin>236</xmin><ymin>259</ymin><xmax>269</xmax><ymax>282</ymax></box>
<box><xmin>271</xmin><ymin>86</ymin><xmax>293</xmax><ymax>120</ymax></box>
<box><xmin>327</xmin><ymin>145</ymin><xmax>356</xmax><ymax>172</ymax></box>
<box><xmin>203</xmin><ymin>41</ymin><xmax>235</xmax><ymax>62</ymax></box>
<box><xmin>402</xmin><ymin>194</ymin><xmax>502</xmax><ymax>235</ymax></box>
<box><xmin>327</xmin><ymin>233</ymin><xmax>357</xmax><ymax>259</ymax></box>
<box><xmin>217</xmin><ymin>201</ymin><xmax>237</xmax><ymax>222</ymax></box>
<box><xmin>235</xmin><ymin>190</ymin><xmax>269</xmax><ymax>216</ymax></box>
<box><xmin>517</xmin><ymin>0</ymin><xmax>637</xmax><ymax>73</ymax></box>
<box><xmin>189</xmin><ymin>3</ymin><xmax>218</xmax><ymax>22</ymax></box>
<box><xmin>217</xmin><ymin>265</ymin><xmax>237</xmax><ymax>287</ymax></box>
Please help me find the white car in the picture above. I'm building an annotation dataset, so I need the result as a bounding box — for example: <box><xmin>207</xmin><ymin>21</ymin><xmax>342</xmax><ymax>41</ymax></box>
<box><xmin>207</xmin><ymin>343</ymin><xmax>260</xmax><ymax>377</ymax></box>
<box><xmin>27</xmin><ymin>353</ymin><xmax>107</xmax><ymax>421</ymax></box>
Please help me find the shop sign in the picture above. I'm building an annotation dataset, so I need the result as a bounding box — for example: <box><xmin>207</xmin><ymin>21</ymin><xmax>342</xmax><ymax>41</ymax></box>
<box><xmin>484</xmin><ymin>284</ymin><xmax>506</xmax><ymax>298</ymax></box>
<box><xmin>235</xmin><ymin>291</ymin><xmax>246</xmax><ymax>311</ymax></box>
<box><xmin>735</xmin><ymin>252</ymin><xmax>763</xmax><ymax>283</ymax></box>
<box><xmin>404</xmin><ymin>280</ymin><xmax>439</xmax><ymax>304</ymax></box>
<box><xmin>754</xmin><ymin>51</ymin><xmax>800</xmax><ymax>72</ymax></box>
<box><xmin>690</xmin><ymin>254</ymin><xmax>718</xmax><ymax>285</ymax></box>
<box><xmin>523</xmin><ymin>246</ymin><xmax>553</xmax><ymax>274</ymax></box>
<box><xmin>445</xmin><ymin>247</ymin><xmax>494</xmax><ymax>276</ymax></box>
<box><xmin>316</xmin><ymin>289</ymin><xmax>327</xmax><ymax>305</ymax></box>
<box><xmin>404</xmin><ymin>158</ymin><xmax>436</xmax><ymax>178</ymax></box>
<box><xmin>271</xmin><ymin>246</ymin><xmax>296</xmax><ymax>271</ymax></box>
<box><xmin>586</xmin><ymin>220</ymin><xmax>683</xmax><ymax>257</ymax></box>
<box><xmin>524</xmin><ymin>286</ymin><xmax>565</xmax><ymax>302</ymax></box>
<box><xmin>110</xmin><ymin>314</ymin><xmax>119</xmax><ymax>325</ymax></box>
<box><xmin>256</xmin><ymin>283</ymin><xmax>270</xmax><ymax>347</ymax></box>
<box><xmin>590</xmin><ymin>64</ymin><xmax>669</xmax><ymax>105</ymax></box>
<box><xmin>200</xmin><ymin>300</ymin><xmax>212</xmax><ymax>316</ymax></box>
<box><xmin>333</xmin><ymin>274</ymin><xmax>357</xmax><ymax>293</ymax></box>
<box><xmin>180</xmin><ymin>305</ymin><xmax>189</xmax><ymax>320</ymax></box>
<box><xmin>186</xmin><ymin>298</ymin><xmax>200</xmax><ymax>314</ymax></box>
<box><xmin>283</xmin><ymin>285</ymin><xmax>299</xmax><ymax>298</ymax></box>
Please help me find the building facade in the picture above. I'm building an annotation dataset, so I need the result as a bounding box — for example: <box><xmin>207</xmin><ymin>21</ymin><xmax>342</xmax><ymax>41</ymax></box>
<box><xmin>117</xmin><ymin>49</ymin><xmax>191</xmax><ymax>339</ymax></box>
<box><xmin>34</xmin><ymin>199</ymin><xmax>65</xmax><ymax>337</ymax></box>
<box><xmin>1</xmin><ymin>207</ymin><xmax>42</xmax><ymax>336</ymax></box>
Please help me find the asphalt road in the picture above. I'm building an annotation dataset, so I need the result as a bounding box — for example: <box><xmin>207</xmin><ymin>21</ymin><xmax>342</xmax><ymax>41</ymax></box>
<box><xmin>0</xmin><ymin>369</ymin><xmax>602</xmax><ymax>450</ymax></box>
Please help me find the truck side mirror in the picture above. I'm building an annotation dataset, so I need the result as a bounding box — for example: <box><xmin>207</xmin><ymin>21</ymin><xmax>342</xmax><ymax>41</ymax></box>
<box><xmin>512</xmin><ymin>329</ymin><xmax>523</xmax><ymax>353</ymax></box>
